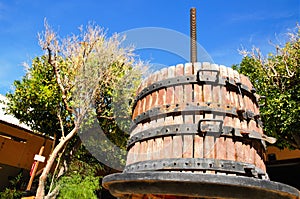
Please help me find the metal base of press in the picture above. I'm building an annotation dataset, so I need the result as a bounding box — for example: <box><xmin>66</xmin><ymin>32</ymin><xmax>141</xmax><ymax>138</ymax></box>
<box><xmin>102</xmin><ymin>172</ymin><xmax>299</xmax><ymax>199</ymax></box>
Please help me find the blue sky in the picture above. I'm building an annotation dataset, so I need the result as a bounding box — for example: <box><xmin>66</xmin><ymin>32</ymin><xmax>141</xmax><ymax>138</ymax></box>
<box><xmin>0</xmin><ymin>0</ymin><xmax>299</xmax><ymax>95</ymax></box>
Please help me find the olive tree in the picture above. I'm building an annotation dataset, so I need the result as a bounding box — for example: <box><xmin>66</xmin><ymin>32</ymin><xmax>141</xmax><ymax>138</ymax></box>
<box><xmin>235</xmin><ymin>24</ymin><xmax>300</xmax><ymax>149</ymax></box>
<box><xmin>5</xmin><ymin>21</ymin><xmax>144</xmax><ymax>198</ymax></box>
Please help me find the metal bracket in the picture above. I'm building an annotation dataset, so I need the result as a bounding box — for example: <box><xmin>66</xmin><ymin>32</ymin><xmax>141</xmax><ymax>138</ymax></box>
<box><xmin>241</xmin><ymin>110</ymin><xmax>256</xmax><ymax>120</ymax></box>
<box><xmin>198</xmin><ymin>119</ymin><xmax>224</xmax><ymax>134</ymax></box>
<box><xmin>197</xmin><ymin>69</ymin><xmax>221</xmax><ymax>83</ymax></box>
<box><xmin>124</xmin><ymin>158</ymin><xmax>267</xmax><ymax>179</ymax></box>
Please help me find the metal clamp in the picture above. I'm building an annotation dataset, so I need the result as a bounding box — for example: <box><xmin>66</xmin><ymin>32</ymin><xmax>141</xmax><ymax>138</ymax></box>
<box><xmin>197</xmin><ymin>68</ymin><xmax>221</xmax><ymax>83</ymax></box>
<box><xmin>198</xmin><ymin>119</ymin><xmax>224</xmax><ymax>134</ymax></box>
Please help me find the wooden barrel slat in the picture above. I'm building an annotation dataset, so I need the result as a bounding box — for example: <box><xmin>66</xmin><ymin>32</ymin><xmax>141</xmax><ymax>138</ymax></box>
<box><xmin>164</xmin><ymin>66</ymin><xmax>175</xmax><ymax>159</ymax></box>
<box><xmin>239</xmin><ymin>74</ymin><xmax>249</xmax><ymax>115</ymax></box>
<box><xmin>171</xmin><ymin>64</ymin><xmax>185</xmax><ymax>159</ymax></box>
<box><xmin>133</xmin><ymin>142</ymin><xmax>140</xmax><ymax>163</ymax></box>
<box><xmin>222</xmin><ymin>67</ymin><xmax>231</xmax><ymax>106</ymax></box>
<box><xmin>227</xmin><ymin>67</ymin><xmax>236</xmax><ymax>108</ymax></box>
<box><xmin>158</xmin><ymin>68</ymin><xmax>168</xmax><ymax>106</ymax></box>
<box><xmin>155</xmin><ymin>120</ymin><xmax>163</xmax><ymax>159</ymax></box>
<box><xmin>202</xmin><ymin>62</ymin><xmax>215</xmax><ymax>165</ymax></box>
<box><xmin>137</xmin><ymin>124</ymin><xmax>144</xmax><ymax>162</ymax></box>
<box><xmin>202</xmin><ymin>62</ymin><xmax>212</xmax><ymax>103</ymax></box>
<box><xmin>127</xmin><ymin>123</ymin><xmax>142</xmax><ymax>165</ymax></box>
<box><xmin>234</xmin><ymin>70</ymin><xmax>245</xmax><ymax>111</ymax></box>
<box><xmin>193</xmin><ymin>63</ymin><xmax>204</xmax><ymax>166</ymax></box>
<box><xmin>226</xmin><ymin>118</ymin><xmax>236</xmax><ymax>161</ymax></box>
<box><xmin>166</xmin><ymin>66</ymin><xmax>175</xmax><ymax>105</ymax></box>
<box><xmin>194</xmin><ymin>113</ymin><xmax>204</xmax><ymax>160</ymax></box>
<box><xmin>153</xmin><ymin>68</ymin><xmax>167</xmax><ymax>161</ymax></box>
<box><xmin>235</xmin><ymin>141</ymin><xmax>244</xmax><ymax>163</ymax></box>
<box><xmin>253</xmin><ymin>93</ymin><xmax>260</xmax><ymax>116</ymax></box>
<box><xmin>154</xmin><ymin>120</ymin><xmax>164</xmax><ymax>161</ymax></box>
<box><xmin>144</xmin><ymin>74</ymin><xmax>154</xmax><ymax>113</ymax></box>
<box><xmin>184</xmin><ymin>63</ymin><xmax>193</xmax><ymax>103</ymax></box>
<box><xmin>193</xmin><ymin>63</ymin><xmax>203</xmax><ymax>103</ymax></box>
<box><xmin>248</xmin><ymin>95</ymin><xmax>254</xmax><ymax>115</ymax></box>
<box><xmin>140</xmin><ymin>124</ymin><xmax>149</xmax><ymax>162</ymax></box>
<box><xmin>128</xmin><ymin>62</ymin><xmax>269</xmax><ymax>180</ymax></box>
<box><xmin>150</xmin><ymin>72</ymin><xmax>159</xmax><ymax>108</ymax></box>
<box><xmin>163</xmin><ymin>116</ymin><xmax>173</xmax><ymax>159</ymax></box>
<box><xmin>215</xmin><ymin>114</ymin><xmax>227</xmax><ymax>161</ymax></box>
<box><xmin>231</xmin><ymin>68</ymin><xmax>240</xmax><ymax>109</ymax></box>
<box><xmin>212</xmin><ymin>73</ymin><xmax>221</xmax><ymax>104</ymax></box>
<box><xmin>133</xmin><ymin>100</ymin><xmax>140</xmax><ymax>120</ymax></box>
<box><xmin>126</xmin><ymin>145</ymin><xmax>133</xmax><ymax>165</ymax></box>
<box><xmin>173</xmin><ymin>115</ymin><xmax>183</xmax><ymax>158</ymax></box>
<box><xmin>183</xmin><ymin>114</ymin><xmax>194</xmax><ymax>158</ymax></box>
<box><xmin>183</xmin><ymin>63</ymin><xmax>194</xmax><ymax>159</ymax></box>
<box><xmin>203</xmin><ymin>113</ymin><xmax>214</xmax><ymax>159</ymax></box>
<box><xmin>175</xmin><ymin>64</ymin><xmax>184</xmax><ymax>104</ymax></box>
<box><xmin>139</xmin><ymin>80</ymin><xmax>147</xmax><ymax>115</ymax></box>
<box><xmin>240</xmin><ymin>120</ymin><xmax>247</xmax><ymax>134</ymax></box>
<box><xmin>215</xmin><ymin>136</ymin><xmax>226</xmax><ymax>160</ymax></box>
<box><xmin>152</xmin><ymin>119</ymin><xmax>162</xmax><ymax>160</ymax></box>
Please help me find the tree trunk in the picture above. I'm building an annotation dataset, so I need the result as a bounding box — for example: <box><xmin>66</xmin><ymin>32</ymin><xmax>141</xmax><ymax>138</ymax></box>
<box><xmin>35</xmin><ymin>126</ymin><xmax>78</xmax><ymax>199</ymax></box>
<box><xmin>292</xmin><ymin>132</ymin><xmax>300</xmax><ymax>149</ymax></box>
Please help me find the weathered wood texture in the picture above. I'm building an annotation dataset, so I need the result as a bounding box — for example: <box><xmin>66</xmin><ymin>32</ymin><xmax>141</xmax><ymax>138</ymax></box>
<box><xmin>127</xmin><ymin>62</ymin><xmax>266</xmax><ymax>174</ymax></box>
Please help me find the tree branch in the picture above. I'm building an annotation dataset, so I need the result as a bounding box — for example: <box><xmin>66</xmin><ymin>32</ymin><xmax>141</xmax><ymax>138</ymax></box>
<box><xmin>291</xmin><ymin>132</ymin><xmax>300</xmax><ymax>149</ymax></box>
<box><xmin>45</xmin><ymin>185</ymin><xmax>60</xmax><ymax>199</ymax></box>
<box><xmin>47</xmin><ymin>143</ymin><xmax>67</xmax><ymax>195</ymax></box>
<box><xmin>57</xmin><ymin>111</ymin><xmax>65</xmax><ymax>138</ymax></box>
<box><xmin>97</xmin><ymin>115</ymin><xmax>115</xmax><ymax>120</ymax></box>
<box><xmin>35</xmin><ymin>125</ymin><xmax>79</xmax><ymax>199</ymax></box>
<box><xmin>51</xmin><ymin>60</ymin><xmax>74</xmax><ymax>114</ymax></box>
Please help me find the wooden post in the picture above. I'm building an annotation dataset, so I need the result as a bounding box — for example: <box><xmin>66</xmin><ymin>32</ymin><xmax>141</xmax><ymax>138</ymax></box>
<box><xmin>26</xmin><ymin>145</ymin><xmax>45</xmax><ymax>191</ymax></box>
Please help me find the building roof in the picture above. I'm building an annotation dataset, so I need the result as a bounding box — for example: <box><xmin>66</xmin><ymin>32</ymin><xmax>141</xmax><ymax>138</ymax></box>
<box><xmin>0</xmin><ymin>94</ymin><xmax>32</xmax><ymax>132</ymax></box>
<box><xmin>0</xmin><ymin>94</ymin><xmax>54</xmax><ymax>171</ymax></box>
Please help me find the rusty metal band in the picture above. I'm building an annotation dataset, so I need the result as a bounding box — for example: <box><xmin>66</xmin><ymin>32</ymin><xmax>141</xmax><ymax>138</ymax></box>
<box><xmin>132</xmin><ymin>103</ymin><xmax>238</xmax><ymax>126</ymax></box>
<box><xmin>127</xmin><ymin>123</ymin><xmax>266</xmax><ymax>150</ymax></box>
<box><xmin>133</xmin><ymin>75</ymin><xmax>203</xmax><ymax>109</ymax></box>
<box><xmin>132</xmin><ymin>71</ymin><xmax>257</xmax><ymax>110</ymax></box>
<box><xmin>132</xmin><ymin>71</ymin><xmax>226</xmax><ymax>109</ymax></box>
<box><xmin>128</xmin><ymin>124</ymin><xmax>198</xmax><ymax>149</ymax></box>
<box><xmin>237</xmin><ymin>109</ymin><xmax>258</xmax><ymax>120</ymax></box>
<box><xmin>227</xmin><ymin>78</ymin><xmax>256</xmax><ymax>93</ymax></box>
<box><xmin>124</xmin><ymin>158</ymin><xmax>267</xmax><ymax>179</ymax></box>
